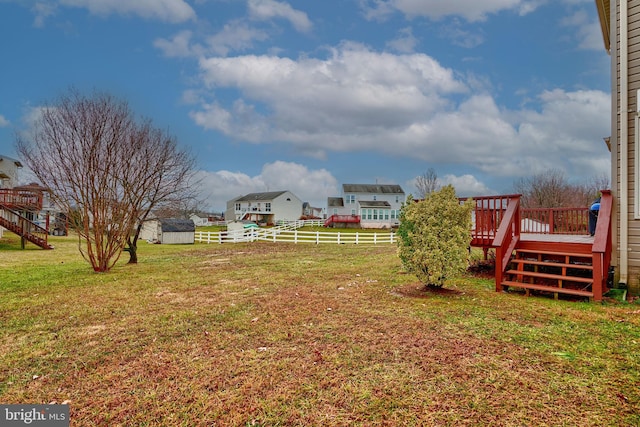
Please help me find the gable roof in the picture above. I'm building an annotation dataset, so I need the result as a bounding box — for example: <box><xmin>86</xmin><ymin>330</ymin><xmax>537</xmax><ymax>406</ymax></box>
<box><xmin>236</xmin><ymin>191</ymin><xmax>288</xmax><ymax>202</ymax></box>
<box><xmin>596</xmin><ymin>0</ymin><xmax>610</xmax><ymax>52</ymax></box>
<box><xmin>159</xmin><ymin>218</ymin><xmax>195</xmax><ymax>232</ymax></box>
<box><xmin>343</xmin><ymin>184</ymin><xmax>404</xmax><ymax>194</ymax></box>
<box><xmin>0</xmin><ymin>155</ymin><xmax>23</xmax><ymax>168</ymax></box>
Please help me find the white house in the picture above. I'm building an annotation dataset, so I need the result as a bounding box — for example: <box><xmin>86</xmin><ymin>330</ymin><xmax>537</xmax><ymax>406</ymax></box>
<box><xmin>327</xmin><ymin>184</ymin><xmax>405</xmax><ymax>228</ymax></box>
<box><xmin>0</xmin><ymin>155</ymin><xmax>22</xmax><ymax>189</ymax></box>
<box><xmin>225</xmin><ymin>191</ymin><xmax>303</xmax><ymax>225</ymax></box>
<box><xmin>139</xmin><ymin>218</ymin><xmax>195</xmax><ymax>244</ymax></box>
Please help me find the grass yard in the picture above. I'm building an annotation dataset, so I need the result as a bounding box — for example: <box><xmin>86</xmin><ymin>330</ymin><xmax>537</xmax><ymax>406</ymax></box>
<box><xmin>0</xmin><ymin>234</ymin><xmax>639</xmax><ymax>426</ymax></box>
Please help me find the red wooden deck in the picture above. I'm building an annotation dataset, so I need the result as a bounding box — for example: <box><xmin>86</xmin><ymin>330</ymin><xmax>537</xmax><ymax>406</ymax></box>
<box><xmin>466</xmin><ymin>191</ymin><xmax>612</xmax><ymax>302</ymax></box>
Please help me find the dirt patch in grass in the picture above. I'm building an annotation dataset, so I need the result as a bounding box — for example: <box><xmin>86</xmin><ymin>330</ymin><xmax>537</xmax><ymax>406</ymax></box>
<box><xmin>391</xmin><ymin>282</ymin><xmax>464</xmax><ymax>298</ymax></box>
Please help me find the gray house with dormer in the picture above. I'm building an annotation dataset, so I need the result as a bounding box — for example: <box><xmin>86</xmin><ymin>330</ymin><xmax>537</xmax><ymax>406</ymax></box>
<box><xmin>326</xmin><ymin>184</ymin><xmax>405</xmax><ymax>229</ymax></box>
<box><xmin>226</xmin><ymin>190</ymin><xmax>303</xmax><ymax>225</ymax></box>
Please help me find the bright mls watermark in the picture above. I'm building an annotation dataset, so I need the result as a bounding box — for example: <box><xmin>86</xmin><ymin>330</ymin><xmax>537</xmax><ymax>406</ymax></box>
<box><xmin>1</xmin><ymin>405</ymin><xmax>69</xmax><ymax>426</ymax></box>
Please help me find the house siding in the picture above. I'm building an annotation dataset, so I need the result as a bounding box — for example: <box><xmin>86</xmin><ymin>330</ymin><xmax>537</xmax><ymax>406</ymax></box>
<box><xmin>332</xmin><ymin>184</ymin><xmax>405</xmax><ymax>228</ymax></box>
<box><xmin>614</xmin><ymin>0</ymin><xmax>640</xmax><ymax>294</ymax></box>
<box><xmin>226</xmin><ymin>191</ymin><xmax>303</xmax><ymax>223</ymax></box>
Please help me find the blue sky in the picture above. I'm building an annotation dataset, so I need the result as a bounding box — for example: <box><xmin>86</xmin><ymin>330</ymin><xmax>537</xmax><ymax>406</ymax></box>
<box><xmin>0</xmin><ymin>0</ymin><xmax>611</xmax><ymax>211</ymax></box>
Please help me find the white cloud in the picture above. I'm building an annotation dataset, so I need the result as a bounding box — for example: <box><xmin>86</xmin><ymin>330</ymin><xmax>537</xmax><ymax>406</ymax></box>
<box><xmin>190</xmin><ymin>42</ymin><xmax>611</xmax><ymax>187</ymax></box>
<box><xmin>154</xmin><ymin>30</ymin><xmax>196</xmax><ymax>58</ymax></box>
<box><xmin>0</xmin><ymin>114</ymin><xmax>10</xmax><ymax>127</ymax></box>
<box><xmin>248</xmin><ymin>0</ymin><xmax>312</xmax><ymax>33</ymax></box>
<box><xmin>59</xmin><ymin>0</ymin><xmax>196</xmax><ymax>23</ymax></box>
<box><xmin>154</xmin><ymin>22</ymin><xmax>270</xmax><ymax>58</ymax></box>
<box><xmin>195</xmin><ymin>161</ymin><xmax>338</xmax><ymax>210</ymax></box>
<box><xmin>560</xmin><ymin>10</ymin><xmax>605</xmax><ymax>51</ymax></box>
<box><xmin>439</xmin><ymin>174</ymin><xmax>494</xmax><ymax>197</ymax></box>
<box><xmin>206</xmin><ymin>21</ymin><xmax>270</xmax><ymax>56</ymax></box>
<box><xmin>361</xmin><ymin>0</ymin><xmax>539</xmax><ymax>22</ymax></box>
<box><xmin>32</xmin><ymin>2</ymin><xmax>57</xmax><ymax>27</ymax></box>
<box><xmin>386</xmin><ymin>27</ymin><xmax>418</xmax><ymax>53</ymax></box>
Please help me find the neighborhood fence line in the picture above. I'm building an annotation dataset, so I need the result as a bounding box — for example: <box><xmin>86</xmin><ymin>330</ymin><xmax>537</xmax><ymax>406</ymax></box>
<box><xmin>194</xmin><ymin>228</ymin><xmax>396</xmax><ymax>245</ymax></box>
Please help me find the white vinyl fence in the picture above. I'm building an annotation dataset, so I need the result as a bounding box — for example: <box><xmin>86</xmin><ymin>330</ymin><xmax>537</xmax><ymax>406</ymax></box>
<box><xmin>195</xmin><ymin>225</ymin><xmax>395</xmax><ymax>245</ymax></box>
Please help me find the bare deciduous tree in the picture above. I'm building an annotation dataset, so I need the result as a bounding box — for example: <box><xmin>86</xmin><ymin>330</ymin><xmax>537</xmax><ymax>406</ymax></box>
<box><xmin>514</xmin><ymin>169</ymin><xmax>610</xmax><ymax>209</ymax></box>
<box><xmin>415</xmin><ymin>168</ymin><xmax>439</xmax><ymax>199</ymax></box>
<box><xmin>16</xmin><ymin>89</ymin><xmax>196</xmax><ymax>271</ymax></box>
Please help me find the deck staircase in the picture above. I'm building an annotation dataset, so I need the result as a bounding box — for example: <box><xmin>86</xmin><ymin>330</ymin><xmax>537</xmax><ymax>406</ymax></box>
<box><xmin>0</xmin><ymin>189</ymin><xmax>53</xmax><ymax>249</ymax></box>
<box><xmin>501</xmin><ymin>241</ymin><xmax>594</xmax><ymax>299</ymax></box>
<box><xmin>469</xmin><ymin>191</ymin><xmax>613</xmax><ymax>302</ymax></box>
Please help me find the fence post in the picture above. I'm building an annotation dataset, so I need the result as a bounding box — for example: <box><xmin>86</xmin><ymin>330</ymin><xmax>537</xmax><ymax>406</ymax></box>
<box><xmin>337</xmin><ymin>232</ymin><xmax>341</xmax><ymax>244</ymax></box>
<box><xmin>355</xmin><ymin>233</ymin><xmax>359</xmax><ymax>244</ymax></box>
<box><xmin>374</xmin><ymin>233</ymin><xmax>377</xmax><ymax>244</ymax></box>
<box><xmin>316</xmin><ymin>231</ymin><xmax>320</xmax><ymax>244</ymax></box>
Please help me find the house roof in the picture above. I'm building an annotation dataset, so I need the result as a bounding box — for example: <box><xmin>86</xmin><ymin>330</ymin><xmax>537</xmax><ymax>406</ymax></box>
<box><xmin>236</xmin><ymin>191</ymin><xmax>288</xmax><ymax>202</ymax></box>
<box><xmin>596</xmin><ymin>0</ymin><xmax>610</xmax><ymax>52</ymax></box>
<box><xmin>159</xmin><ymin>218</ymin><xmax>195</xmax><ymax>232</ymax></box>
<box><xmin>327</xmin><ymin>197</ymin><xmax>344</xmax><ymax>207</ymax></box>
<box><xmin>0</xmin><ymin>155</ymin><xmax>23</xmax><ymax>168</ymax></box>
<box><xmin>343</xmin><ymin>184</ymin><xmax>404</xmax><ymax>194</ymax></box>
<box><xmin>359</xmin><ymin>200</ymin><xmax>391</xmax><ymax>208</ymax></box>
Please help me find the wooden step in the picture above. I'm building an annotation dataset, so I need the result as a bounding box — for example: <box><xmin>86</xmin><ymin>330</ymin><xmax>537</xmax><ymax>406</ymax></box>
<box><xmin>510</xmin><ymin>259</ymin><xmax>593</xmax><ymax>270</ymax></box>
<box><xmin>501</xmin><ymin>281</ymin><xmax>593</xmax><ymax>297</ymax></box>
<box><xmin>505</xmin><ymin>269</ymin><xmax>593</xmax><ymax>284</ymax></box>
<box><xmin>515</xmin><ymin>249</ymin><xmax>592</xmax><ymax>259</ymax></box>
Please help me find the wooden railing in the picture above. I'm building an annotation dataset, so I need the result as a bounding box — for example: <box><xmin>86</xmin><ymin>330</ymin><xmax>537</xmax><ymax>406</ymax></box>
<box><xmin>521</xmin><ymin>207</ymin><xmax>589</xmax><ymax>234</ymax></box>
<box><xmin>491</xmin><ymin>196</ymin><xmax>521</xmax><ymax>291</ymax></box>
<box><xmin>592</xmin><ymin>190</ymin><xmax>613</xmax><ymax>301</ymax></box>
<box><xmin>324</xmin><ymin>214</ymin><xmax>361</xmax><ymax>226</ymax></box>
<box><xmin>0</xmin><ymin>189</ymin><xmax>43</xmax><ymax>210</ymax></box>
<box><xmin>465</xmin><ymin>194</ymin><xmax>518</xmax><ymax>248</ymax></box>
<box><xmin>0</xmin><ymin>205</ymin><xmax>51</xmax><ymax>249</ymax></box>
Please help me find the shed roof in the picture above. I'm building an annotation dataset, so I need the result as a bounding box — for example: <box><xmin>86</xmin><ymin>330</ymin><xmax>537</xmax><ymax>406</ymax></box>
<box><xmin>343</xmin><ymin>184</ymin><xmax>404</xmax><ymax>194</ymax></box>
<box><xmin>236</xmin><ymin>191</ymin><xmax>288</xmax><ymax>202</ymax></box>
<box><xmin>359</xmin><ymin>200</ymin><xmax>391</xmax><ymax>208</ymax></box>
<box><xmin>159</xmin><ymin>218</ymin><xmax>195</xmax><ymax>232</ymax></box>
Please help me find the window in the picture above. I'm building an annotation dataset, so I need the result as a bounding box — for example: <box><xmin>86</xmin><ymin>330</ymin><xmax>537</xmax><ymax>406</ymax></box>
<box><xmin>266</xmin><ymin>203</ymin><xmax>271</xmax><ymax>212</ymax></box>
<box><xmin>384</xmin><ymin>210</ymin><xmax>389</xmax><ymax>220</ymax></box>
<box><xmin>396</xmin><ymin>196</ymin><xmax>399</xmax><ymax>203</ymax></box>
<box><xmin>235</xmin><ymin>203</ymin><xmax>241</xmax><ymax>211</ymax></box>
<box><xmin>373</xmin><ymin>195</ymin><xmax>377</xmax><ymax>201</ymax></box>
<box><xmin>347</xmin><ymin>194</ymin><xmax>356</xmax><ymax>204</ymax></box>
<box><xmin>351</xmin><ymin>209</ymin><xmax>356</xmax><ymax>215</ymax></box>
<box><xmin>391</xmin><ymin>210</ymin><xmax>396</xmax><ymax>219</ymax></box>
<box><xmin>333</xmin><ymin>208</ymin><xmax>338</xmax><ymax>215</ymax></box>
<box><xmin>373</xmin><ymin>209</ymin><xmax>378</xmax><ymax>220</ymax></box>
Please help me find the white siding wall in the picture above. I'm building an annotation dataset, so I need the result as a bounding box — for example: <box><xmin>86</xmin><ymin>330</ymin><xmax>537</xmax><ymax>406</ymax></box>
<box><xmin>273</xmin><ymin>191</ymin><xmax>303</xmax><ymax>221</ymax></box>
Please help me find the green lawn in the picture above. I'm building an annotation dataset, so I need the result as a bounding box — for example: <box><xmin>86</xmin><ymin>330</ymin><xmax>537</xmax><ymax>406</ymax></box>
<box><xmin>1</xmin><ymin>234</ymin><xmax>639</xmax><ymax>426</ymax></box>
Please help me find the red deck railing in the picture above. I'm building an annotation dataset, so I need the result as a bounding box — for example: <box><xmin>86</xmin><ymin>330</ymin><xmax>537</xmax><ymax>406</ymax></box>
<box><xmin>324</xmin><ymin>214</ymin><xmax>361</xmax><ymax>227</ymax></box>
<box><xmin>521</xmin><ymin>207</ymin><xmax>589</xmax><ymax>234</ymax></box>
<box><xmin>0</xmin><ymin>189</ymin><xmax>43</xmax><ymax>210</ymax></box>
<box><xmin>592</xmin><ymin>190</ymin><xmax>613</xmax><ymax>300</ymax></box>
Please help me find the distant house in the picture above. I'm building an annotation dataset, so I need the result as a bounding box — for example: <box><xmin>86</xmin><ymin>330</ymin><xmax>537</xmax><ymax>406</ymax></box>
<box><xmin>302</xmin><ymin>202</ymin><xmax>324</xmax><ymax>218</ymax></box>
<box><xmin>189</xmin><ymin>212</ymin><xmax>224</xmax><ymax>227</ymax></box>
<box><xmin>327</xmin><ymin>184</ymin><xmax>405</xmax><ymax>228</ymax></box>
<box><xmin>225</xmin><ymin>191</ymin><xmax>303</xmax><ymax>225</ymax></box>
<box><xmin>139</xmin><ymin>218</ymin><xmax>195</xmax><ymax>244</ymax></box>
<box><xmin>0</xmin><ymin>155</ymin><xmax>22</xmax><ymax>189</ymax></box>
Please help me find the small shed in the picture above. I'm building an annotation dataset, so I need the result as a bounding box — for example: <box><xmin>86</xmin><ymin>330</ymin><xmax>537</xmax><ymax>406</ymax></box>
<box><xmin>140</xmin><ymin>218</ymin><xmax>195</xmax><ymax>244</ymax></box>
